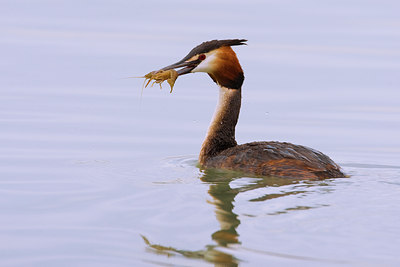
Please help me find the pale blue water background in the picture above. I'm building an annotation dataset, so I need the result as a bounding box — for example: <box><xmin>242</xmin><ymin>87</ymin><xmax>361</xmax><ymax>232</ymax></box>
<box><xmin>1</xmin><ymin>0</ymin><xmax>400</xmax><ymax>266</ymax></box>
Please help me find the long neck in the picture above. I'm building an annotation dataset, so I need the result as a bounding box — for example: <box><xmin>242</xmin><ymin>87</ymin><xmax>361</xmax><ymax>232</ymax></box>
<box><xmin>199</xmin><ymin>86</ymin><xmax>241</xmax><ymax>165</ymax></box>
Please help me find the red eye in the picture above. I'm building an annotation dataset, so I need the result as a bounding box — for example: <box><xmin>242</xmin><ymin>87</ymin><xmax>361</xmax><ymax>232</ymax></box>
<box><xmin>198</xmin><ymin>54</ymin><xmax>206</xmax><ymax>61</ymax></box>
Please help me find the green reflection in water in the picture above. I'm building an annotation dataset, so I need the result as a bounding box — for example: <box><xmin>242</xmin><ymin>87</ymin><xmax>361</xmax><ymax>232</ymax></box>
<box><xmin>142</xmin><ymin>168</ymin><xmax>338</xmax><ymax>266</ymax></box>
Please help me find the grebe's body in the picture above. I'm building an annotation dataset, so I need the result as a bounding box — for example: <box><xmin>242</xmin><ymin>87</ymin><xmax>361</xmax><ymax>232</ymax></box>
<box><xmin>203</xmin><ymin>141</ymin><xmax>343</xmax><ymax>179</ymax></box>
<box><xmin>157</xmin><ymin>39</ymin><xmax>344</xmax><ymax>179</ymax></box>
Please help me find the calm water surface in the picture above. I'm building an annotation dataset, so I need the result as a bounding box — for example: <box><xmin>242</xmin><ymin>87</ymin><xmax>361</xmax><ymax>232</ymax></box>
<box><xmin>1</xmin><ymin>0</ymin><xmax>400</xmax><ymax>266</ymax></box>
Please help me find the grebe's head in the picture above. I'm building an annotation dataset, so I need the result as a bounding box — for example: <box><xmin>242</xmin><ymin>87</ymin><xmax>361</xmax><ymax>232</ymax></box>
<box><xmin>160</xmin><ymin>39</ymin><xmax>246</xmax><ymax>89</ymax></box>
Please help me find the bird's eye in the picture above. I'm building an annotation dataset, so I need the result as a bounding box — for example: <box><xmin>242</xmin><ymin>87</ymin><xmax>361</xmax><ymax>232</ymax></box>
<box><xmin>198</xmin><ymin>54</ymin><xmax>206</xmax><ymax>61</ymax></box>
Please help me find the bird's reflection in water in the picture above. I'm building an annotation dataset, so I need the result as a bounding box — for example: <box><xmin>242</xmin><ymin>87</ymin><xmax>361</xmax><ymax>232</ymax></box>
<box><xmin>142</xmin><ymin>168</ymin><xmax>328</xmax><ymax>266</ymax></box>
<box><xmin>202</xmin><ymin>168</ymin><xmax>304</xmax><ymax>249</ymax></box>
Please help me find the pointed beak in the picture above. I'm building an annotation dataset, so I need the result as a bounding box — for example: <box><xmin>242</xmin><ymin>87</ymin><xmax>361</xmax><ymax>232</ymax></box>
<box><xmin>159</xmin><ymin>59</ymin><xmax>201</xmax><ymax>76</ymax></box>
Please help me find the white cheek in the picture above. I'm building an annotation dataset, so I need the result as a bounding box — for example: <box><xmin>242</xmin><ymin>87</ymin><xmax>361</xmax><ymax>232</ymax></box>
<box><xmin>192</xmin><ymin>54</ymin><xmax>216</xmax><ymax>73</ymax></box>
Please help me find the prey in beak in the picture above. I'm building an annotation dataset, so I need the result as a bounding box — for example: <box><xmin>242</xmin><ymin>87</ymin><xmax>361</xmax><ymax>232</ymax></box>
<box><xmin>138</xmin><ymin>57</ymin><xmax>201</xmax><ymax>93</ymax></box>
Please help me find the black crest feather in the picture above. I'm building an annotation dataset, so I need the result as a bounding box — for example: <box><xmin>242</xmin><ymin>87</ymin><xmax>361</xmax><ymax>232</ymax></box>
<box><xmin>180</xmin><ymin>39</ymin><xmax>247</xmax><ymax>62</ymax></box>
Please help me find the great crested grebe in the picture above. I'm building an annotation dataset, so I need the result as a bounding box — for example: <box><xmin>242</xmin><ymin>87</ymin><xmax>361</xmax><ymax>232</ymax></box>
<box><xmin>155</xmin><ymin>39</ymin><xmax>344</xmax><ymax>179</ymax></box>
